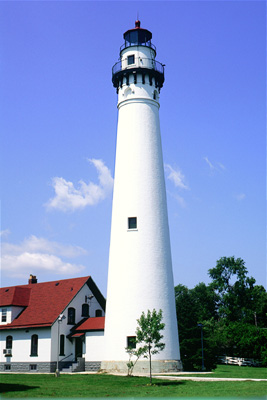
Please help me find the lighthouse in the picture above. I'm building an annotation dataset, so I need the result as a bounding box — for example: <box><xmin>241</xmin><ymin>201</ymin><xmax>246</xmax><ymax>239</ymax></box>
<box><xmin>102</xmin><ymin>21</ymin><xmax>182</xmax><ymax>373</ymax></box>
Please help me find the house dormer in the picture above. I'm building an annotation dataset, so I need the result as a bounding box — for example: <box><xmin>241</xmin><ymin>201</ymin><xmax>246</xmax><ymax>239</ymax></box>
<box><xmin>0</xmin><ymin>287</ymin><xmax>31</xmax><ymax>325</ymax></box>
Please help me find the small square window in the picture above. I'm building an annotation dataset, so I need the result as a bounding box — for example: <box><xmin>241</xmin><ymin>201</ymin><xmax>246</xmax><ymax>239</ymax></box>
<box><xmin>30</xmin><ymin>364</ymin><xmax>37</xmax><ymax>371</ymax></box>
<box><xmin>127</xmin><ymin>55</ymin><xmax>135</xmax><ymax>65</ymax></box>
<box><xmin>127</xmin><ymin>336</ymin><xmax>136</xmax><ymax>349</ymax></box>
<box><xmin>4</xmin><ymin>364</ymin><xmax>11</xmax><ymax>371</ymax></box>
<box><xmin>128</xmin><ymin>217</ymin><xmax>137</xmax><ymax>230</ymax></box>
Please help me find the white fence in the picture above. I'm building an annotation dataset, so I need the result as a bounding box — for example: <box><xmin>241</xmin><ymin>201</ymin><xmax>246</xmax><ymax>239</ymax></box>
<box><xmin>218</xmin><ymin>356</ymin><xmax>261</xmax><ymax>367</ymax></box>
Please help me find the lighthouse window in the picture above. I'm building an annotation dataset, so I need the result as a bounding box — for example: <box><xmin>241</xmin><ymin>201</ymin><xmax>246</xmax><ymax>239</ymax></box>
<box><xmin>128</xmin><ymin>217</ymin><xmax>137</xmax><ymax>230</ymax></box>
<box><xmin>127</xmin><ymin>336</ymin><xmax>136</xmax><ymax>349</ymax></box>
<box><xmin>127</xmin><ymin>55</ymin><xmax>135</xmax><ymax>65</ymax></box>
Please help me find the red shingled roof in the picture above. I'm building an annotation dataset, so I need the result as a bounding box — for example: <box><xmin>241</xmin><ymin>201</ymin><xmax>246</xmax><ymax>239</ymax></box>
<box><xmin>0</xmin><ymin>276</ymin><xmax>90</xmax><ymax>330</ymax></box>
<box><xmin>72</xmin><ymin>332</ymin><xmax>85</xmax><ymax>337</ymax></box>
<box><xmin>76</xmin><ymin>317</ymin><xmax>105</xmax><ymax>331</ymax></box>
<box><xmin>0</xmin><ymin>287</ymin><xmax>31</xmax><ymax>307</ymax></box>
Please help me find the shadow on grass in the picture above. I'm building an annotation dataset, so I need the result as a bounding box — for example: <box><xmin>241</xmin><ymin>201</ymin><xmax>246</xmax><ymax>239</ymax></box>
<box><xmin>154</xmin><ymin>381</ymin><xmax>185</xmax><ymax>387</ymax></box>
<box><xmin>0</xmin><ymin>383</ymin><xmax>40</xmax><ymax>394</ymax></box>
<box><xmin>134</xmin><ymin>380</ymin><xmax>185</xmax><ymax>387</ymax></box>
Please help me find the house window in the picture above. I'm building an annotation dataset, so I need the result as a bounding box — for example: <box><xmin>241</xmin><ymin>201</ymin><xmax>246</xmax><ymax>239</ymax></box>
<box><xmin>95</xmin><ymin>309</ymin><xmax>102</xmax><ymax>317</ymax></box>
<box><xmin>127</xmin><ymin>336</ymin><xmax>136</xmax><ymax>349</ymax></box>
<box><xmin>6</xmin><ymin>336</ymin><xmax>12</xmax><ymax>349</ymax></box>
<box><xmin>82</xmin><ymin>303</ymin><xmax>89</xmax><ymax>317</ymax></box>
<box><xmin>128</xmin><ymin>217</ymin><xmax>137</xmax><ymax>230</ymax></box>
<box><xmin>1</xmin><ymin>308</ymin><xmax>7</xmax><ymax>322</ymax></box>
<box><xmin>68</xmin><ymin>307</ymin><xmax>76</xmax><ymax>325</ymax></box>
<box><xmin>30</xmin><ymin>364</ymin><xmax>37</xmax><ymax>371</ymax></box>
<box><xmin>30</xmin><ymin>334</ymin><xmax>38</xmax><ymax>356</ymax></box>
<box><xmin>59</xmin><ymin>334</ymin><xmax>65</xmax><ymax>356</ymax></box>
<box><xmin>4</xmin><ymin>364</ymin><xmax>11</xmax><ymax>371</ymax></box>
<box><xmin>127</xmin><ymin>55</ymin><xmax>135</xmax><ymax>65</ymax></box>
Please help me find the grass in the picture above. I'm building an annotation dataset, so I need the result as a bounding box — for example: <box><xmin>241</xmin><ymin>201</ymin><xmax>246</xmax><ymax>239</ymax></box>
<box><xmin>0</xmin><ymin>367</ymin><xmax>266</xmax><ymax>398</ymax></box>
<box><xmin>173</xmin><ymin>364</ymin><xmax>267</xmax><ymax>379</ymax></box>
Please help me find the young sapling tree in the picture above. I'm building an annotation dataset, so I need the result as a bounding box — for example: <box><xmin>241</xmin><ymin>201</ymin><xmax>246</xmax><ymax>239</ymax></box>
<box><xmin>135</xmin><ymin>309</ymin><xmax>165</xmax><ymax>384</ymax></box>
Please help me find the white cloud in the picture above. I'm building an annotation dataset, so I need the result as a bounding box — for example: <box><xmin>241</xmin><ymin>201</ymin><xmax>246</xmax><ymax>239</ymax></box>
<box><xmin>234</xmin><ymin>193</ymin><xmax>246</xmax><ymax>201</ymax></box>
<box><xmin>204</xmin><ymin>157</ymin><xmax>226</xmax><ymax>172</ymax></box>
<box><xmin>45</xmin><ymin>159</ymin><xmax>113</xmax><ymax>212</ymax></box>
<box><xmin>0</xmin><ymin>229</ymin><xmax>10</xmax><ymax>238</ymax></box>
<box><xmin>218</xmin><ymin>162</ymin><xmax>226</xmax><ymax>171</ymax></box>
<box><xmin>2</xmin><ymin>235</ymin><xmax>87</xmax><ymax>258</ymax></box>
<box><xmin>173</xmin><ymin>194</ymin><xmax>186</xmax><ymax>208</ymax></box>
<box><xmin>1</xmin><ymin>236</ymin><xmax>86</xmax><ymax>278</ymax></box>
<box><xmin>164</xmin><ymin>164</ymin><xmax>189</xmax><ymax>190</ymax></box>
<box><xmin>1</xmin><ymin>253</ymin><xmax>84</xmax><ymax>277</ymax></box>
<box><xmin>204</xmin><ymin>157</ymin><xmax>215</xmax><ymax>170</ymax></box>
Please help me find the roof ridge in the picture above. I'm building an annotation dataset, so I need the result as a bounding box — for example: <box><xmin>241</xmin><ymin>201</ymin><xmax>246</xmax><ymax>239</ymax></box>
<box><xmin>1</xmin><ymin>275</ymin><xmax>91</xmax><ymax>290</ymax></box>
<box><xmin>0</xmin><ymin>276</ymin><xmax>93</xmax><ymax>329</ymax></box>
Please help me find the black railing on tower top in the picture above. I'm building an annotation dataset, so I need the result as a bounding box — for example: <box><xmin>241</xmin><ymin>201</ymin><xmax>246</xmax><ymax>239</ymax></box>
<box><xmin>112</xmin><ymin>57</ymin><xmax>164</xmax><ymax>76</ymax></box>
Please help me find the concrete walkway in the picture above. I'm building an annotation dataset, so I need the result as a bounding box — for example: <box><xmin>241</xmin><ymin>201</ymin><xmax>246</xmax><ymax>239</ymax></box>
<box><xmin>153</xmin><ymin>375</ymin><xmax>267</xmax><ymax>382</ymax></box>
<box><xmin>100</xmin><ymin>371</ymin><xmax>267</xmax><ymax>382</ymax></box>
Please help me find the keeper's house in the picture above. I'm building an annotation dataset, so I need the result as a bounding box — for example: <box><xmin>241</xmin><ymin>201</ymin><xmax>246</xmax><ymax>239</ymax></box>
<box><xmin>0</xmin><ymin>275</ymin><xmax>105</xmax><ymax>373</ymax></box>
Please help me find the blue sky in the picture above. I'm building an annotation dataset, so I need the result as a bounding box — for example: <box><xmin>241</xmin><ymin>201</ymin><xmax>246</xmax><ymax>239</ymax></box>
<box><xmin>1</xmin><ymin>1</ymin><xmax>266</xmax><ymax>295</ymax></box>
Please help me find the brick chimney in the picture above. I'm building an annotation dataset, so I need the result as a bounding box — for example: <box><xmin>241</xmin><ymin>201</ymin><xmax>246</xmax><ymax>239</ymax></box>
<box><xmin>28</xmin><ymin>274</ymin><xmax>37</xmax><ymax>284</ymax></box>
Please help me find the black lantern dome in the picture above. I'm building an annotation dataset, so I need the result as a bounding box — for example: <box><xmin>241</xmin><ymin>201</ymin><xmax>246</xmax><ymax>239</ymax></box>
<box><xmin>121</xmin><ymin>20</ymin><xmax>154</xmax><ymax>53</ymax></box>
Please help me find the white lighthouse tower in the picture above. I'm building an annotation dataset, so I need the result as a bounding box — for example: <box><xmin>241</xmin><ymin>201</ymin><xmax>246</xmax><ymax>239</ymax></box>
<box><xmin>102</xmin><ymin>21</ymin><xmax>182</xmax><ymax>373</ymax></box>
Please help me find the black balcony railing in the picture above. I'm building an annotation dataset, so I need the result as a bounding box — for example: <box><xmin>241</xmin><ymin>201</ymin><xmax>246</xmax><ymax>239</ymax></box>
<box><xmin>112</xmin><ymin>57</ymin><xmax>165</xmax><ymax>91</ymax></box>
<box><xmin>112</xmin><ymin>58</ymin><xmax>164</xmax><ymax>76</ymax></box>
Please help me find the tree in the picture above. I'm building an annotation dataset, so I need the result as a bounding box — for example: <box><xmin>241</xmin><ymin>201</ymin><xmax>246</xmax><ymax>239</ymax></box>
<box><xmin>135</xmin><ymin>309</ymin><xmax>165</xmax><ymax>384</ymax></box>
<box><xmin>125</xmin><ymin>345</ymin><xmax>144</xmax><ymax>376</ymax></box>
<box><xmin>211</xmin><ymin>320</ymin><xmax>267</xmax><ymax>365</ymax></box>
<box><xmin>250</xmin><ymin>285</ymin><xmax>267</xmax><ymax>327</ymax></box>
<box><xmin>174</xmin><ymin>257</ymin><xmax>267</xmax><ymax>369</ymax></box>
<box><xmin>208</xmin><ymin>256</ymin><xmax>266</xmax><ymax>324</ymax></box>
<box><xmin>190</xmin><ymin>282</ymin><xmax>218</xmax><ymax>322</ymax></box>
<box><xmin>175</xmin><ymin>283</ymin><xmax>218</xmax><ymax>371</ymax></box>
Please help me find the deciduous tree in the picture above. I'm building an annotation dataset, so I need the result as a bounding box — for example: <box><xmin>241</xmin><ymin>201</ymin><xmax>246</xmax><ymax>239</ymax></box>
<box><xmin>175</xmin><ymin>283</ymin><xmax>217</xmax><ymax>371</ymax></box>
<box><xmin>209</xmin><ymin>257</ymin><xmax>266</xmax><ymax>325</ymax></box>
<box><xmin>135</xmin><ymin>309</ymin><xmax>165</xmax><ymax>384</ymax></box>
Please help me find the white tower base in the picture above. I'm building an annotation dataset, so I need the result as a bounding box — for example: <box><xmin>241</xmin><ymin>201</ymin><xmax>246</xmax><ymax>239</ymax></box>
<box><xmin>101</xmin><ymin>360</ymin><xmax>182</xmax><ymax>374</ymax></box>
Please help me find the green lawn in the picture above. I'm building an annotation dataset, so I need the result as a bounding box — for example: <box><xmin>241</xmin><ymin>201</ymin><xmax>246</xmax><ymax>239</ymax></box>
<box><xmin>175</xmin><ymin>364</ymin><xmax>267</xmax><ymax>379</ymax></box>
<box><xmin>0</xmin><ymin>369</ymin><xmax>266</xmax><ymax>398</ymax></box>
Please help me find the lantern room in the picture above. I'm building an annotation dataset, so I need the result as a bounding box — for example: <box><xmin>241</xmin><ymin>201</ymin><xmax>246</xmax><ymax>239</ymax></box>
<box><xmin>121</xmin><ymin>20</ymin><xmax>155</xmax><ymax>55</ymax></box>
<box><xmin>112</xmin><ymin>20</ymin><xmax>164</xmax><ymax>92</ymax></box>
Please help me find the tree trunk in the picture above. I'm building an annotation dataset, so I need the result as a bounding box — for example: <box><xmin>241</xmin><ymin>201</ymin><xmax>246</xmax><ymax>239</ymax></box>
<box><xmin>149</xmin><ymin>347</ymin><xmax>152</xmax><ymax>385</ymax></box>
